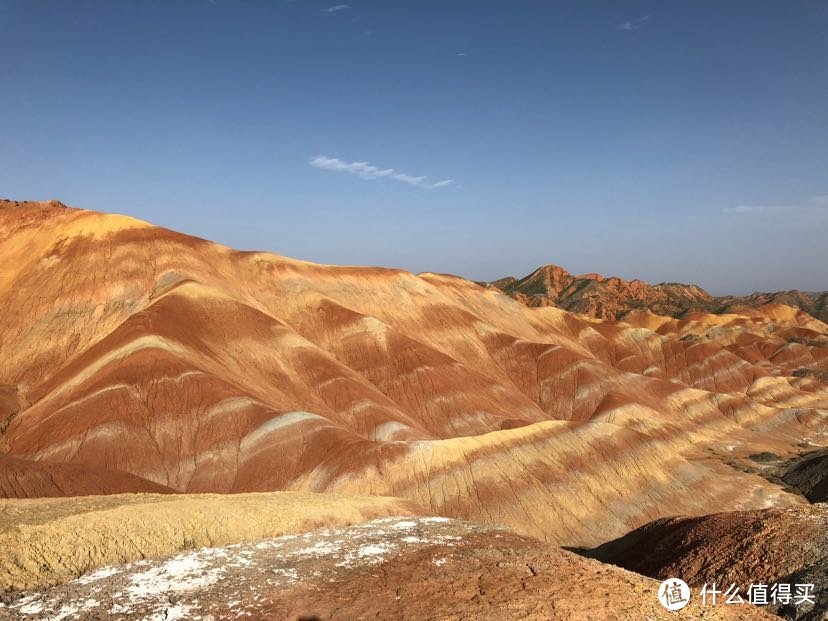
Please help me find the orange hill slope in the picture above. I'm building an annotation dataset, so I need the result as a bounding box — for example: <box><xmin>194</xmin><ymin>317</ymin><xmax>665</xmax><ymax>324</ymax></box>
<box><xmin>1</xmin><ymin>199</ymin><xmax>827</xmax><ymax>547</ymax></box>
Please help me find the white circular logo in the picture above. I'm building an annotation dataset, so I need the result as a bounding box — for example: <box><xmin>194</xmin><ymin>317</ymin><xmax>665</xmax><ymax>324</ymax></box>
<box><xmin>658</xmin><ymin>578</ymin><xmax>691</xmax><ymax>611</ymax></box>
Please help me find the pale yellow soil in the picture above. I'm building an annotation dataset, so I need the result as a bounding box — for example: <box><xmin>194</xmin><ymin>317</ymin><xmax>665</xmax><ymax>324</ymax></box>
<box><xmin>0</xmin><ymin>491</ymin><xmax>422</xmax><ymax>592</ymax></box>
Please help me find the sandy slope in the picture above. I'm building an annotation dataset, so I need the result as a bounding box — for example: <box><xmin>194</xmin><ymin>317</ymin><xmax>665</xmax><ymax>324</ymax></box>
<box><xmin>0</xmin><ymin>491</ymin><xmax>421</xmax><ymax>592</ymax></box>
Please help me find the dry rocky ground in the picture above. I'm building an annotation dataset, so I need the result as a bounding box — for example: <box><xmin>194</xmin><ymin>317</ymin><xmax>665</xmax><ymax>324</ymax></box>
<box><xmin>1</xmin><ymin>516</ymin><xmax>777</xmax><ymax>621</ymax></box>
<box><xmin>0</xmin><ymin>492</ymin><xmax>421</xmax><ymax>592</ymax></box>
<box><xmin>589</xmin><ymin>503</ymin><xmax>828</xmax><ymax>621</ymax></box>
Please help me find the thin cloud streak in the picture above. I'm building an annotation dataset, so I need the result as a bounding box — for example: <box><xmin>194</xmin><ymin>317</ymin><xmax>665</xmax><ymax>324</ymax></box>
<box><xmin>325</xmin><ymin>4</ymin><xmax>350</xmax><ymax>12</ymax></box>
<box><xmin>617</xmin><ymin>14</ymin><xmax>651</xmax><ymax>31</ymax></box>
<box><xmin>724</xmin><ymin>194</ymin><xmax>828</xmax><ymax>215</ymax></box>
<box><xmin>431</xmin><ymin>179</ymin><xmax>455</xmax><ymax>188</ymax></box>
<box><xmin>309</xmin><ymin>155</ymin><xmax>454</xmax><ymax>189</ymax></box>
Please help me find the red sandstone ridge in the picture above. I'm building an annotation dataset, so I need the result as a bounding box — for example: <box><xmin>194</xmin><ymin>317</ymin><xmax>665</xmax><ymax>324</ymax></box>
<box><xmin>486</xmin><ymin>263</ymin><xmax>828</xmax><ymax>324</ymax></box>
<box><xmin>483</xmin><ymin>263</ymin><xmax>714</xmax><ymax>319</ymax></box>
<box><xmin>1</xmin><ymin>199</ymin><xmax>827</xmax><ymax>550</ymax></box>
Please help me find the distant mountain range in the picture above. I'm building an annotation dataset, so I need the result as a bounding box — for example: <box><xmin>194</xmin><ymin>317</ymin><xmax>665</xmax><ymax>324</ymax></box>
<box><xmin>482</xmin><ymin>264</ymin><xmax>828</xmax><ymax>323</ymax></box>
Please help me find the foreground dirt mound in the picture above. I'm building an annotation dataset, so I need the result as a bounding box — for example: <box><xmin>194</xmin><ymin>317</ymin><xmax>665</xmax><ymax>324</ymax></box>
<box><xmin>1</xmin><ymin>517</ymin><xmax>775</xmax><ymax>621</ymax></box>
<box><xmin>589</xmin><ymin>504</ymin><xmax>828</xmax><ymax>620</ymax></box>
<box><xmin>0</xmin><ymin>492</ymin><xmax>421</xmax><ymax>592</ymax></box>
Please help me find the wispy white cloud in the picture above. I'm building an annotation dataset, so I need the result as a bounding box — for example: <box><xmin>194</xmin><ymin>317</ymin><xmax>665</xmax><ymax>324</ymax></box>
<box><xmin>617</xmin><ymin>14</ymin><xmax>651</xmax><ymax>31</ymax></box>
<box><xmin>325</xmin><ymin>4</ymin><xmax>350</xmax><ymax>12</ymax></box>
<box><xmin>431</xmin><ymin>179</ymin><xmax>455</xmax><ymax>188</ymax></box>
<box><xmin>309</xmin><ymin>155</ymin><xmax>454</xmax><ymax>189</ymax></box>
<box><xmin>392</xmin><ymin>173</ymin><xmax>427</xmax><ymax>186</ymax></box>
<box><xmin>724</xmin><ymin>194</ymin><xmax>828</xmax><ymax>215</ymax></box>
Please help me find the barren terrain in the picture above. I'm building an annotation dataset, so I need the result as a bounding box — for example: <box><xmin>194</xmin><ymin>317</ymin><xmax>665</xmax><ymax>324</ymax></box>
<box><xmin>2</xmin><ymin>200</ymin><xmax>826</xmax><ymax>547</ymax></box>
<box><xmin>2</xmin><ymin>517</ymin><xmax>777</xmax><ymax>621</ymax></box>
<box><xmin>0</xmin><ymin>198</ymin><xmax>827</xmax><ymax>619</ymax></box>
<box><xmin>0</xmin><ymin>491</ymin><xmax>421</xmax><ymax>592</ymax></box>
<box><xmin>590</xmin><ymin>503</ymin><xmax>828</xmax><ymax>620</ymax></box>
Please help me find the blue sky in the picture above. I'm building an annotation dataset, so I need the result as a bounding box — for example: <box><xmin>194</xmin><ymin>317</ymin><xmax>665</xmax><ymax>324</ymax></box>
<box><xmin>1</xmin><ymin>1</ymin><xmax>827</xmax><ymax>294</ymax></box>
